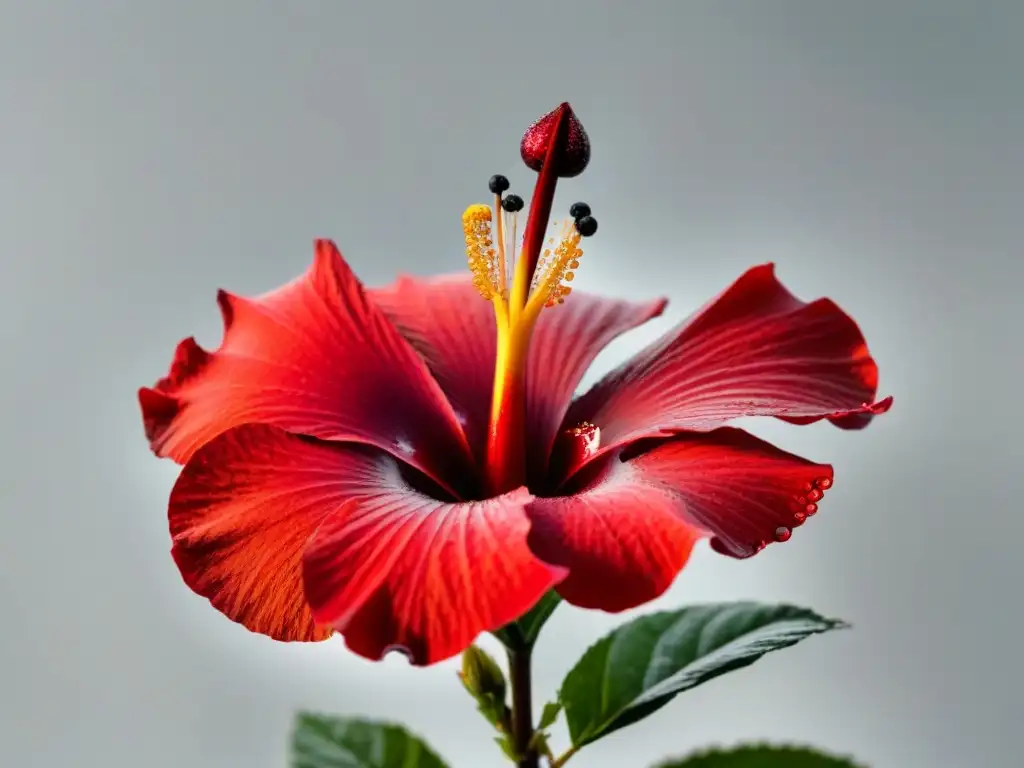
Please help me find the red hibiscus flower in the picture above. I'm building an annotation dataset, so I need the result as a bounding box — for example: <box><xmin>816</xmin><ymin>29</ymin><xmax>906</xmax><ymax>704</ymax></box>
<box><xmin>139</xmin><ymin>104</ymin><xmax>890</xmax><ymax>666</ymax></box>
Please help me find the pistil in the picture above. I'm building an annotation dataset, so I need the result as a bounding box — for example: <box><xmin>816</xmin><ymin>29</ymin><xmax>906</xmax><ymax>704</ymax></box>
<box><xmin>463</xmin><ymin>103</ymin><xmax>593</xmax><ymax>496</ymax></box>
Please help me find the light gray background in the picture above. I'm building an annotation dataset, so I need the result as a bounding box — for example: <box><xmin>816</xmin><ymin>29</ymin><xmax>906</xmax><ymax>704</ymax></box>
<box><xmin>1</xmin><ymin>2</ymin><xmax>1020</xmax><ymax>767</ymax></box>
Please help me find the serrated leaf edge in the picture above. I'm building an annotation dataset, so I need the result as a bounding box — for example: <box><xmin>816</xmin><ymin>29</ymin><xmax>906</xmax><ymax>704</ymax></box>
<box><xmin>632</xmin><ymin>613</ymin><xmax>847</xmax><ymax>709</ymax></box>
<box><xmin>291</xmin><ymin>712</ymin><xmax>449</xmax><ymax>768</ymax></box>
<box><xmin>558</xmin><ymin>603</ymin><xmax>848</xmax><ymax>746</ymax></box>
<box><xmin>653</xmin><ymin>742</ymin><xmax>869</xmax><ymax>767</ymax></box>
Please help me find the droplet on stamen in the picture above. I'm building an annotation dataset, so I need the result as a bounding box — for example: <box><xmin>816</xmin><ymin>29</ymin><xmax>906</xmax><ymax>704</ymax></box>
<box><xmin>774</xmin><ymin>526</ymin><xmax>792</xmax><ymax>542</ymax></box>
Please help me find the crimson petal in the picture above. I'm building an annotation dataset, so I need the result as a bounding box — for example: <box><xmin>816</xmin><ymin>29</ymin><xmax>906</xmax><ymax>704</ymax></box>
<box><xmin>525</xmin><ymin>289</ymin><xmax>667</xmax><ymax>481</ymax></box>
<box><xmin>526</xmin><ymin>427</ymin><xmax>833</xmax><ymax>612</ymax></box>
<box><xmin>169</xmin><ymin>423</ymin><xmax>562</xmax><ymax>663</ymax></box>
<box><xmin>566</xmin><ymin>264</ymin><xmax>890</xmax><ymax>458</ymax></box>
<box><xmin>369</xmin><ymin>275</ymin><xmax>496</xmax><ymax>461</ymax></box>
<box><xmin>370</xmin><ymin>273</ymin><xmax>665</xmax><ymax>470</ymax></box>
<box><xmin>139</xmin><ymin>241</ymin><xmax>474</xmax><ymax>493</ymax></box>
<box><xmin>169</xmin><ymin>425</ymin><xmax>339</xmax><ymax>642</ymax></box>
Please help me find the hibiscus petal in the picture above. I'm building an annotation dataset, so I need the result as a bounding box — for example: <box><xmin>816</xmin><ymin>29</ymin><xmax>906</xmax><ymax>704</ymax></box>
<box><xmin>525</xmin><ymin>427</ymin><xmax>833</xmax><ymax>612</ymax></box>
<box><xmin>169</xmin><ymin>423</ymin><xmax>561</xmax><ymax>663</ymax></box>
<box><xmin>303</xmin><ymin>479</ymin><xmax>566</xmax><ymax>664</ymax></box>
<box><xmin>777</xmin><ymin>394</ymin><xmax>893</xmax><ymax>429</ymax></box>
<box><xmin>566</xmin><ymin>264</ymin><xmax>890</xmax><ymax>458</ymax></box>
<box><xmin>370</xmin><ymin>273</ymin><xmax>665</xmax><ymax>470</ymax></box>
<box><xmin>369</xmin><ymin>275</ymin><xmax>496</xmax><ymax>460</ymax></box>
<box><xmin>139</xmin><ymin>241</ymin><xmax>474</xmax><ymax>494</ymax></box>
<box><xmin>169</xmin><ymin>424</ymin><xmax>340</xmax><ymax>642</ymax></box>
<box><xmin>525</xmin><ymin>290</ymin><xmax>667</xmax><ymax>480</ymax></box>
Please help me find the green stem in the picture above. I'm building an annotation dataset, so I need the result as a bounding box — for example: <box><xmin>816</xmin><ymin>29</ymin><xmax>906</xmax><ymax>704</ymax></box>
<box><xmin>508</xmin><ymin>646</ymin><xmax>538</xmax><ymax>768</ymax></box>
<box><xmin>549</xmin><ymin>745</ymin><xmax>579</xmax><ymax>768</ymax></box>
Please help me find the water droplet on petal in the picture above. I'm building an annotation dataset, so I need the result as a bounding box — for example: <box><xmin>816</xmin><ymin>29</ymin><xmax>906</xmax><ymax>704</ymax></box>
<box><xmin>815</xmin><ymin>476</ymin><xmax>833</xmax><ymax>489</ymax></box>
<box><xmin>713</xmin><ymin>537</ymin><xmax>762</xmax><ymax>558</ymax></box>
<box><xmin>551</xmin><ymin>422</ymin><xmax>601</xmax><ymax>481</ymax></box>
<box><xmin>774</xmin><ymin>526</ymin><xmax>792</xmax><ymax>542</ymax></box>
<box><xmin>382</xmin><ymin>643</ymin><xmax>414</xmax><ymax>662</ymax></box>
<box><xmin>792</xmin><ymin>511</ymin><xmax>807</xmax><ymax>525</ymax></box>
<box><xmin>796</xmin><ymin>495</ymin><xmax>807</xmax><ymax>505</ymax></box>
<box><xmin>807</xmin><ymin>488</ymin><xmax>823</xmax><ymax>502</ymax></box>
<box><xmin>802</xmin><ymin>481</ymin><xmax>813</xmax><ymax>492</ymax></box>
<box><xmin>804</xmin><ymin>503</ymin><xmax>818</xmax><ymax>516</ymax></box>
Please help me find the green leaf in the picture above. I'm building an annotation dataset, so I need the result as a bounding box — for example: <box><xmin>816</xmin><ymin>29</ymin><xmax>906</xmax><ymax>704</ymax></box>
<box><xmin>654</xmin><ymin>744</ymin><xmax>866</xmax><ymax>766</ymax></box>
<box><xmin>291</xmin><ymin>713</ymin><xmax>451</xmax><ymax>768</ymax></box>
<box><xmin>530</xmin><ymin>701</ymin><xmax>563</xmax><ymax>758</ymax></box>
<box><xmin>558</xmin><ymin>602</ymin><xmax>847</xmax><ymax>748</ymax></box>
<box><xmin>494</xmin><ymin>735</ymin><xmax>517</xmax><ymax>761</ymax></box>
<box><xmin>538</xmin><ymin>701</ymin><xmax>562</xmax><ymax>730</ymax></box>
<box><xmin>518</xmin><ymin>591</ymin><xmax>562</xmax><ymax>645</ymax></box>
<box><xmin>494</xmin><ymin>591</ymin><xmax>562</xmax><ymax>649</ymax></box>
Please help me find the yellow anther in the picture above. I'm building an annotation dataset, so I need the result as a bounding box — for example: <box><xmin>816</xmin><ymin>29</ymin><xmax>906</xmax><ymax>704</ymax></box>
<box><xmin>463</xmin><ymin>204</ymin><xmax>500</xmax><ymax>300</ymax></box>
<box><xmin>527</xmin><ymin>220</ymin><xmax>583</xmax><ymax>312</ymax></box>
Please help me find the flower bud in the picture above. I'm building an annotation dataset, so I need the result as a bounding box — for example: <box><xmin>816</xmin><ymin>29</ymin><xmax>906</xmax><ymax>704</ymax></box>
<box><xmin>459</xmin><ymin>645</ymin><xmax>507</xmax><ymax>702</ymax></box>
